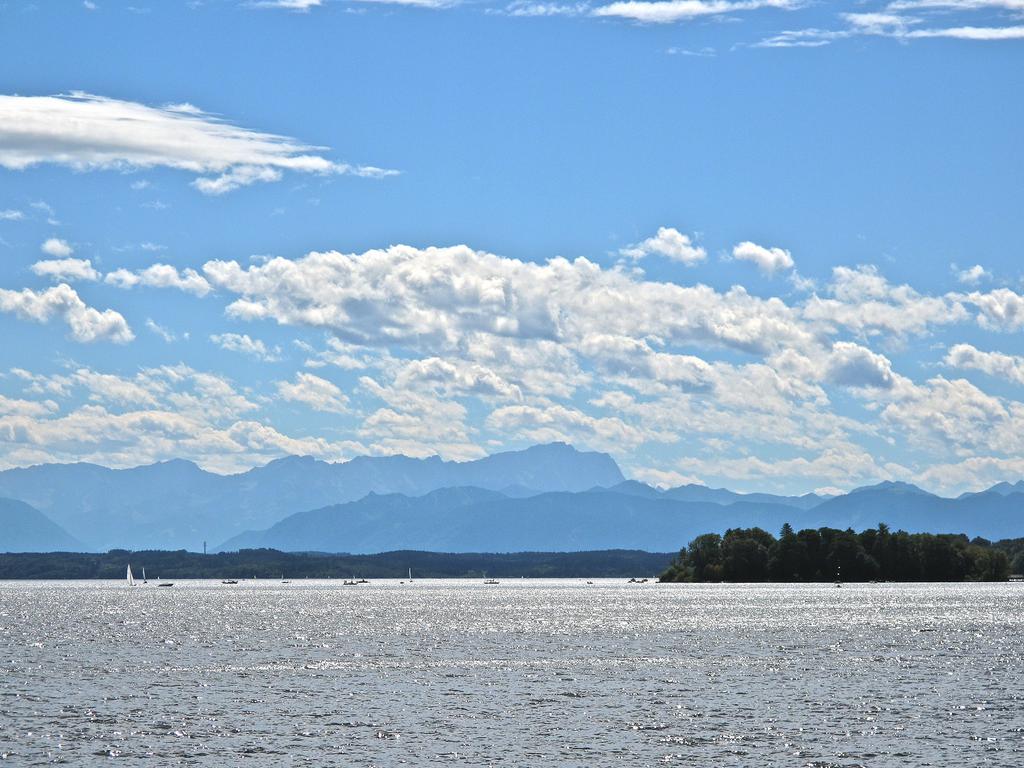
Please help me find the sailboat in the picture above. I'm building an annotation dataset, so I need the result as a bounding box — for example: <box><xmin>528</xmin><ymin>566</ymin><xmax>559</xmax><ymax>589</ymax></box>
<box><xmin>126</xmin><ymin>564</ymin><xmax>136</xmax><ymax>587</ymax></box>
<box><xmin>408</xmin><ymin>568</ymin><xmax>413</xmax><ymax>582</ymax></box>
<box><xmin>142</xmin><ymin>567</ymin><xmax>147</xmax><ymax>584</ymax></box>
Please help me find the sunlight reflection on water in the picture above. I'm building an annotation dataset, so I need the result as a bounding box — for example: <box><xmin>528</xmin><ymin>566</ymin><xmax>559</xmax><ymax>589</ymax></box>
<box><xmin>1</xmin><ymin>580</ymin><xmax>1022</xmax><ymax>765</ymax></box>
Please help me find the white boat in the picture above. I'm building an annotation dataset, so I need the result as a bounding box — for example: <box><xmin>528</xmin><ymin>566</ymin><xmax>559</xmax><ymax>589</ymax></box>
<box><xmin>408</xmin><ymin>568</ymin><xmax>413</xmax><ymax>582</ymax></box>
<box><xmin>126</xmin><ymin>564</ymin><xmax>136</xmax><ymax>587</ymax></box>
<box><xmin>142</xmin><ymin>567</ymin><xmax>147</xmax><ymax>584</ymax></box>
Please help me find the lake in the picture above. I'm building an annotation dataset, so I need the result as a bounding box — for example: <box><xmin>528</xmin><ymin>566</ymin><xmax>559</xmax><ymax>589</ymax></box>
<box><xmin>1</xmin><ymin>580</ymin><xmax>1022</xmax><ymax>765</ymax></box>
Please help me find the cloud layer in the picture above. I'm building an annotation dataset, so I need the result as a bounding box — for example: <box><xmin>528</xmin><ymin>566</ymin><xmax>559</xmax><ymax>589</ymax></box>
<box><xmin>6</xmin><ymin>233</ymin><xmax>1024</xmax><ymax>495</ymax></box>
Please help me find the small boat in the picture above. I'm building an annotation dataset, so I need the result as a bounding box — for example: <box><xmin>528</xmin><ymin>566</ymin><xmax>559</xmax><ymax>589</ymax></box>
<box><xmin>281</xmin><ymin>575</ymin><xmax>290</xmax><ymax>584</ymax></box>
<box><xmin>484</xmin><ymin>579</ymin><xmax>499</xmax><ymax>585</ymax></box>
<box><xmin>157</xmin><ymin>582</ymin><xmax>174</xmax><ymax>587</ymax></box>
<box><xmin>126</xmin><ymin>564</ymin><xmax>136</xmax><ymax>587</ymax></box>
<box><xmin>357</xmin><ymin>579</ymin><xmax>369</xmax><ymax>584</ymax></box>
<box><xmin>222</xmin><ymin>579</ymin><xmax>239</xmax><ymax>585</ymax></box>
<box><xmin>142</xmin><ymin>567</ymin><xmax>147</xmax><ymax>584</ymax></box>
<box><xmin>343</xmin><ymin>580</ymin><xmax>358</xmax><ymax>586</ymax></box>
<box><xmin>408</xmin><ymin>568</ymin><xmax>413</xmax><ymax>582</ymax></box>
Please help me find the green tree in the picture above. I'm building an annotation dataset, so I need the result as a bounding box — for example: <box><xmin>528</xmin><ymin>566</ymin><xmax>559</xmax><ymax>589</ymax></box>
<box><xmin>768</xmin><ymin>523</ymin><xmax>804</xmax><ymax>581</ymax></box>
<box><xmin>721</xmin><ymin>528</ymin><xmax>772</xmax><ymax>581</ymax></box>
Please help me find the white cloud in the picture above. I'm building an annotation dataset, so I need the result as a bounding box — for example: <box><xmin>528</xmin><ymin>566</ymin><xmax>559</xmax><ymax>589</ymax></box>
<box><xmin>41</xmin><ymin>238</ymin><xmax>73</xmax><ymax>257</ymax></box>
<box><xmin>887</xmin><ymin>1</ymin><xmax>1024</xmax><ymax>8</ymax></box>
<box><xmin>824</xmin><ymin>341</ymin><xmax>896</xmax><ymax>390</ymax></box>
<box><xmin>202</xmin><ymin>244</ymin><xmax>811</xmax><ymax>357</ymax></box>
<box><xmin>956</xmin><ymin>264</ymin><xmax>990</xmax><ymax>285</ymax></box>
<box><xmin>0</xmin><ymin>92</ymin><xmax>397</xmax><ymax>194</ymax></box>
<box><xmin>349</xmin><ymin>0</ymin><xmax>459</xmax><ymax>7</ymax></box>
<box><xmin>393</xmin><ymin>357</ymin><xmax>524</xmax><ymax>401</ymax></box>
<box><xmin>210</xmin><ymin>332</ymin><xmax>281</xmax><ymax>361</ymax></box>
<box><xmin>965</xmin><ymin>287</ymin><xmax>1024</xmax><ymax>331</ymax></box>
<box><xmin>944</xmin><ymin>343</ymin><xmax>1024</xmax><ymax>386</ymax></box>
<box><xmin>487</xmin><ymin>402</ymin><xmax>650</xmax><ymax>451</ymax></box>
<box><xmin>804</xmin><ymin>265</ymin><xmax>965</xmax><ymax>338</ymax></box>
<box><xmin>0</xmin><ymin>363</ymin><xmax>366</xmax><ymax>473</ymax></box>
<box><xmin>731</xmin><ymin>240</ymin><xmax>794</xmax><ymax>275</ymax></box>
<box><xmin>277</xmin><ymin>372</ymin><xmax>349</xmax><ymax>414</ymax></box>
<box><xmin>0</xmin><ymin>209</ymin><xmax>24</xmax><ymax>221</ymax></box>
<box><xmin>620</xmin><ymin>227</ymin><xmax>706</xmax><ymax>265</ymax></box>
<box><xmin>504</xmin><ymin>1</ymin><xmax>589</xmax><ymax>15</ymax></box>
<box><xmin>0</xmin><ymin>393</ymin><xmax>58</xmax><ymax>418</ymax></box>
<box><xmin>907</xmin><ymin>25</ymin><xmax>1024</xmax><ymax>40</ymax></box>
<box><xmin>0</xmin><ymin>284</ymin><xmax>133</xmax><ymax>343</ymax></box>
<box><xmin>105</xmin><ymin>264</ymin><xmax>212</xmax><ymax>296</ymax></box>
<box><xmin>758</xmin><ymin>7</ymin><xmax>1024</xmax><ymax>47</ymax></box>
<box><xmin>880</xmin><ymin>376</ymin><xmax>1021</xmax><ymax>456</ymax></box>
<box><xmin>358</xmin><ymin>375</ymin><xmax>485</xmax><ymax>460</ymax></box>
<box><xmin>70</xmin><ymin>368</ymin><xmax>159</xmax><ymax>407</ymax></box>
<box><xmin>916</xmin><ymin>455</ymin><xmax>1024</xmax><ymax>496</ymax></box>
<box><xmin>593</xmin><ymin>0</ymin><xmax>797</xmax><ymax>24</ymax></box>
<box><xmin>30</xmin><ymin>258</ymin><xmax>101</xmax><ymax>283</ymax></box>
<box><xmin>146</xmin><ymin>318</ymin><xmax>178</xmax><ymax>343</ymax></box>
<box><xmin>674</xmin><ymin>445</ymin><xmax>892</xmax><ymax>488</ymax></box>
<box><xmin>252</xmin><ymin>0</ymin><xmax>323</xmax><ymax>9</ymax></box>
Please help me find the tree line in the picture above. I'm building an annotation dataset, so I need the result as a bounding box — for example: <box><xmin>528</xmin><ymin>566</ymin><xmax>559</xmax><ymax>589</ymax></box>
<box><xmin>659</xmin><ymin>524</ymin><xmax>1024</xmax><ymax>582</ymax></box>
<box><xmin>0</xmin><ymin>548</ymin><xmax>674</xmax><ymax>580</ymax></box>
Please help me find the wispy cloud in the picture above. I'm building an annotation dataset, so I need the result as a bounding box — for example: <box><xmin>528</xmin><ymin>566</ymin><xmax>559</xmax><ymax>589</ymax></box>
<box><xmin>955</xmin><ymin>264</ymin><xmax>991</xmax><ymax>285</ymax></box>
<box><xmin>210</xmin><ymin>332</ymin><xmax>282</xmax><ymax>361</ymax></box>
<box><xmin>504</xmin><ymin>1</ymin><xmax>590</xmax><ymax>15</ymax></box>
<box><xmin>0</xmin><ymin>92</ymin><xmax>398</xmax><ymax>195</ymax></box>
<box><xmin>349</xmin><ymin>0</ymin><xmax>459</xmax><ymax>8</ymax></box>
<box><xmin>250</xmin><ymin>0</ymin><xmax>324</xmax><ymax>9</ymax></box>
<box><xmin>146</xmin><ymin>318</ymin><xmax>179</xmax><ymax>343</ymax></box>
<box><xmin>592</xmin><ymin>0</ymin><xmax>799</xmax><ymax>24</ymax></box>
<box><xmin>757</xmin><ymin>6</ymin><xmax>1024</xmax><ymax>46</ymax></box>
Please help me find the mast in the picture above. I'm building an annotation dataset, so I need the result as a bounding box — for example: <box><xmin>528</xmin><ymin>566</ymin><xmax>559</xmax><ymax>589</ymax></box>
<box><xmin>127</xmin><ymin>564</ymin><xmax>135</xmax><ymax>587</ymax></box>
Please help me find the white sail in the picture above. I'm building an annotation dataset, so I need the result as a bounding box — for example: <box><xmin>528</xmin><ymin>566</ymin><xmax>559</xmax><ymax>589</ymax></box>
<box><xmin>408</xmin><ymin>568</ymin><xmax>412</xmax><ymax>581</ymax></box>
<box><xmin>127</xmin><ymin>564</ymin><xmax>135</xmax><ymax>587</ymax></box>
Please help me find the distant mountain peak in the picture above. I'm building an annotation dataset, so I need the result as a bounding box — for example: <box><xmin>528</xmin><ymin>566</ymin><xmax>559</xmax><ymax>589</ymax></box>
<box><xmin>849</xmin><ymin>480</ymin><xmax>932</xmax><ymax>496</ymax></box>
<box><xmin>263</xmin><ymin>454</ymin><xmax>319</xmax><ymax>467</ymax></box>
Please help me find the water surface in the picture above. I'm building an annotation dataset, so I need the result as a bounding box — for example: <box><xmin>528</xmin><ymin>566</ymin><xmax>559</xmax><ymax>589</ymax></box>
<box><xmin>2</xmin><ymin>580</ymin><xmax>1022</xmax><ymax>765</ymax></box>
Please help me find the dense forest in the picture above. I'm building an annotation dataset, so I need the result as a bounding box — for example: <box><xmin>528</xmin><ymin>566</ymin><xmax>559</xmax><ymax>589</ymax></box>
<box><xmin>660</xmin><ymin>524</ymin><xmax>1024</xmax><ymax>582</ymax></box>
<box><xmin>0</xmin><ymin>548</ymin><xmax>673</xmax><ymax>580</ymax></box>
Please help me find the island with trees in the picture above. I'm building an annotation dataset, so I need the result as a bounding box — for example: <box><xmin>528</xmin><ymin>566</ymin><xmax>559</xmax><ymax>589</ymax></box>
<box><xmin>659</xmin><ymin>524</ymin><xmax>1024</xmax><ymax>582</ymax></box>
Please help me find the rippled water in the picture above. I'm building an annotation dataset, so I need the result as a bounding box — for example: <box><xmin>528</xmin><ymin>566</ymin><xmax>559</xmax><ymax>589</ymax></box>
<box><xmin>1</xmin><ymin>580</ymin><xmax>1022</xmax><ymax>765</ymax></box>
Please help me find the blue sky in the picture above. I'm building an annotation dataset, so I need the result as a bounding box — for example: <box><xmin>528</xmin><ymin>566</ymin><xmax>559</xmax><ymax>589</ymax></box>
<box><xmin>0</xmin><ymin>0</ymin><xmax>1022</xmax><ymax>495</ymax></box>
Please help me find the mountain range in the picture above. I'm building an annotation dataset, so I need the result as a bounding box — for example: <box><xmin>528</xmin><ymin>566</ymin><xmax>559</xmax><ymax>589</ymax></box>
<box><xmin>0</xmin><ymin>443</ymin><xmax>1022</xmax><ymax>553</ymax></box>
